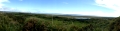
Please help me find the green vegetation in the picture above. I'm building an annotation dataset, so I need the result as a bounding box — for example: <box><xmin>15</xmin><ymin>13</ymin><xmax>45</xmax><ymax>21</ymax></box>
<box><xmin>0</xmin><ymin>11</ymin><xmax>119</xmax><ymax>31</ymax></box>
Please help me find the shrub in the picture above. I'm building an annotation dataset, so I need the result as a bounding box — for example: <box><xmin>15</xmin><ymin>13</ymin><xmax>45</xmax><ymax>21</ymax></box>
<box><xmin>109</xmin><ymin>17</ymin><xmax>120</xmax><ymax>31</ymax></box>
<box><xmin>23</xmin><ymin>17</ymin><xmax>48</xmax><ymax>31</ymax></box>
<box><xmin>0</xmin><ymin>14</ymin><xmax>21</xmax><ymax>31</ymax></box>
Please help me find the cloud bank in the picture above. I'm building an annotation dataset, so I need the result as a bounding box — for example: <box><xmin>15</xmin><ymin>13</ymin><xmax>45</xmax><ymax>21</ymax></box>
<box><xmin>95</xmin><ymin>0</ymin><xmax>120</xmax><ymax>17</ymax></box>
<box><xmin>0</xmin><ymin>0</ymin><xmax>26</xmax><ymax>12</ymax></box>
<box><xmin>0</xmin><ymin>0</ymin><xmax>9</xmax><ymax>8</ymax></box>
<box><xmin>55</xmin><ymin>0</ymin><xmax>120</xmax><ymax>17</ymax></box>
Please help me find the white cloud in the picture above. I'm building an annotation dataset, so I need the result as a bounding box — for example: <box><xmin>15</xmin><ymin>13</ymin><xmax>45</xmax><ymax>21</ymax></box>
<box><xmin>0</xmin><ymin>0</ymin><xmax>13</xmax><ymax>11</ymax></box>
<box><xmin>0</xmin><ymin>0</ymin><xmax>22</xmax><ymax>12</ymax></box>
<box><xmin>0</xmin><ymin>7</ymin><xmax>18</xmax><ymax>11</ymax></box>
<box><xmin>0</xmin><ymin>0</ymin><xmax>9</xmax><ymax>8</ymax></box>
<box><xmin>94</xmin><ymin>0</ymin><xmax>120</xmax><ymax>17</ymax></box>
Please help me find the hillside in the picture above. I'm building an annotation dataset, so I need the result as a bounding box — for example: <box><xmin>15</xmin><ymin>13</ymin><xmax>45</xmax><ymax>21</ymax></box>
<box><xmin>0</xmin><ymin>11</ymin><xmax>118</xmax><ymax>31</ymax></box>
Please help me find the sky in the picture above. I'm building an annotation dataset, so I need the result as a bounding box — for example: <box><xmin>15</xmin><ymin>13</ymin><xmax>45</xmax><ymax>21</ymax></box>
<box><xmin>0</xmin><ymin>0</ymin><xmax>120</xmax><ymax>17</ymax></box>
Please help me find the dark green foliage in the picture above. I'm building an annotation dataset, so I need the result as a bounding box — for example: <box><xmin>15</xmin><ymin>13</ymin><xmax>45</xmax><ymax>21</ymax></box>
<box><xmin>109</xmin><ymin>17</ymin><xmax>120</xmax><ymax>31</ymax></box>
<box><xmin>0</xmin><ymin>13</ymin><xmax>22</xmax><ymax>31</ymax></box>
<box><xmin>23</xmin><ymin>17</ymin><xmax>51</xmax><ymax>31</ymax></box>
<box><xmin>69</xmin><ymin>25</ymin><xmax>81</xmax><ymax>31</ymax></box>
<box><xmin>0</xmin><ymin>12</ymin><xmax>117</xmax><ymax>31</ymax></box>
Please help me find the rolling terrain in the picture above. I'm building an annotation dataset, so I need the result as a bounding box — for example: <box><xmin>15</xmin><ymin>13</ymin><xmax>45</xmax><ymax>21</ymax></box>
<box><xmin>0</xmin><ymin>11</ymin><xmax>119</xmax><ymax>31</ymax></box>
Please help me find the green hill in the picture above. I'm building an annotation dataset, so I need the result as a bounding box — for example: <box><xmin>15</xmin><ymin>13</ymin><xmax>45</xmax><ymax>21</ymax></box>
<box><xmin>0</xmin><ymin>11</ymin><xmax>118</xmax><ymax>31</ymax></box>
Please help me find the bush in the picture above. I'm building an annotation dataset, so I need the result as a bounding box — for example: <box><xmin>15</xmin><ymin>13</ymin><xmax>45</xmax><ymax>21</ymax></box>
<box><xmin>0</xmin><ymin>14</ymin><xmax>21</xmax><ymax>31</ymax></box>
<box><xmin>109</xmin><ymin>17</ymin><xmax>120</xmax><ymax>31</ymax></box>
<box><xmin>23</xmin><ymin>17</ymin><xmax>48</xmax><ymax>31</ymax></box>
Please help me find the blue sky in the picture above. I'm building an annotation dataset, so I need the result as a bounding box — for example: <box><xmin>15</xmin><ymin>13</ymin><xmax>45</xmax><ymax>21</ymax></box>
<box><xmin>0</xmin><ymin>0</ymin><xmax>120</xmax><ymax>17</ymax></box>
